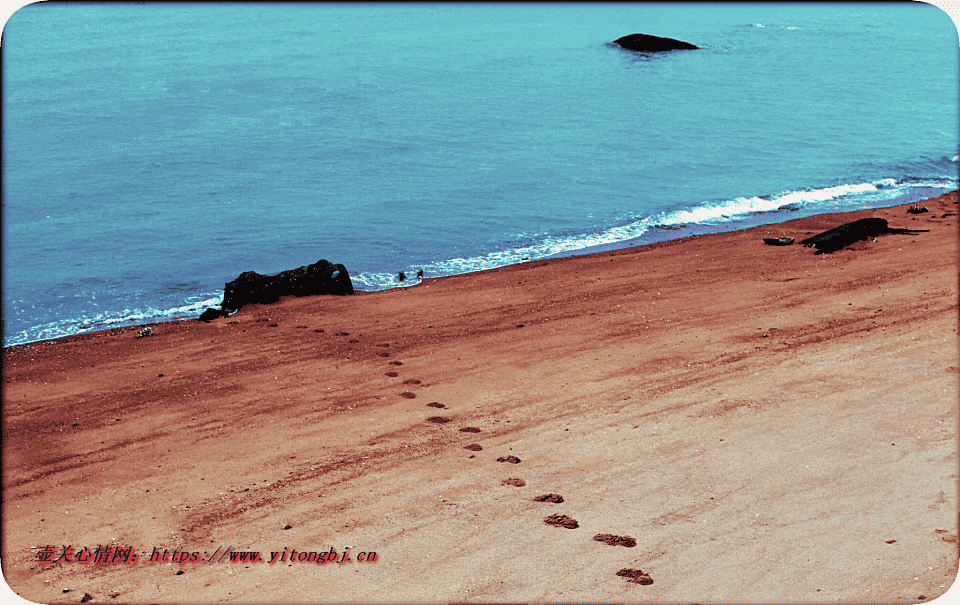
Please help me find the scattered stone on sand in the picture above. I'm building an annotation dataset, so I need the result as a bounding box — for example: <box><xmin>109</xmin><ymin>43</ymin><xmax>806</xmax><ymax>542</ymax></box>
<box><xmin>426</xmin><ymin>416</ymin><xmax>451</xmax><ymax>424</ymax></box>
<box><xmin>426</xmin><ymin>402</ymin><xmax>445</xmax><ymax>408</ymax></box>
<box><xmin>459</xmin><ymin>427</ymin><xmax>481</xmax><ymax>433</ymax></box>
<box><xmin>544</xmin><ymin>514</ymin><xmax>579</xmax><ymax>529</ymax></box>
<box><xmin>501</xmin><ymin>478</ymin><xmax>526</xmax><ymax>487</ymax></box>
<box><xmin>283</xmin><ymin>524</ymin><xmax>293</xmax><ymax>530</ymax></box>
<box><xmin>464</xmin><ymin>443</ymin><xmax>482</xmax><ymax>451</ymax></box>
<box><xmin>400</xmin><ymin>392</ymin><xmax>417</xmax><ymax>399</ymax></box>
<box><xmin>908</xmin><ymin>205</ymin><xmax>929</xmax><ymax>214</ymax></box>
<box><xmin>80</xmin><ymin>593</ymin><xmax>93</xmax><ymax>602</ymax></box>
<box><xmin>594</xmin><ymin>534</ymin><xmax>637</xmax><ymax>547</ymax></box>
<box><xmin>533</xmin><ymin>493</ymin><xmax>564</xmax><ymax>503</ymax></box>
<box><xmin>617</xmin><ymin>568</ymin><xmax>654</xmax><ymax>585</ymax></box>
<box><xmin>497</xmin><ymin>455</ymin><xmax>521</xmax><ymax>464</ymax></box>
<box><xmin>385</xmin><ymin>371</ymin><xmax>399</xmax><ymax>377</ymax></box>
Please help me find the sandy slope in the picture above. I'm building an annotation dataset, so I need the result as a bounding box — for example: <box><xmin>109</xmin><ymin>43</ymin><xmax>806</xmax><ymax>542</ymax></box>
<box><xmin>3</xmin><ymin>192</ymin><xmax>958</xmax><ymax>604</ymax></box>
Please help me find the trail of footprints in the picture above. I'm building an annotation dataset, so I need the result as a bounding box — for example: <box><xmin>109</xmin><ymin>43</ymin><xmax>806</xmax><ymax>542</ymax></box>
<box><xmin>241</xmin><ymin>325</ymin><xmax>652</xmax><ymax>586</ymax></box>
<box><xmin>382</xmin><ymin>354</ymin><xmax>654</xmax><ymax>588</ymax></box>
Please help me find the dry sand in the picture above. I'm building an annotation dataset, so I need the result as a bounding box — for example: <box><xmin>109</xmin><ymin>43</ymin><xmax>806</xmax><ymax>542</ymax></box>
<box><xmin>3</xmin><ymin>192</ymin><xmax>958</xmax><ymax>604</ymax></box>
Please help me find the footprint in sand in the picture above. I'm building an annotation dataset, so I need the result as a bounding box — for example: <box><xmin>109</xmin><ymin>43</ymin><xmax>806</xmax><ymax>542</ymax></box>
<box><xmin>464</xmin><ymin>443</ymin><xmax>482</xmax><ymax>451</ymax></box>
<box><xmin>544</xmin><ymin>514</ymin><xmax>578</xmax><ymax>529</ymax></box>
<box><xmin>426</xmin><ymin>416</ymin><xmax>451</xmax><ymax>424</ymax></box>
<box><xmin>426</xmin><ymin>402</ymin><xmax>445</xmax><ymax>408</ymax></box>
<box><xmin>400</xmin><ymin>392</ymin><xmax>417</xmax><ymax>399</ymax></box>
<box><xmin>593</xmin><ymin>534</ymin><xmax>637</xmax><ymax>547</ymax></box>
<box><xmin>459</xmin><ymin>427</ymin><xmax>481</xmax><ymax>433</ymax></box>
<box><xmin>496</xmin><ymin>455</ymin><xmax>521</xmax><ymax>464</ymax></box>
<box><xmin>616</xmin><ymin>569</ymin><xmax>653</xmax><ymax>585</ymax></box>
<box><xmin>403</xmin><ymin>379</ymin><xmax>422</xmax><ymax>385</ymax></box>
<box><xmin>385</xmin><ymin>371</ymin><xmax>399</xmax><ymax>377</ymax></box>
<box><xmin>336</xmin><ymin>332</ymin><xmax>349</xmax><ymax>336</ymax></box>
<box><xmin>501</xmin><ymin>478</ymin><xmax>526</xmax><ymax>487</ymax></box>
<box><xmin>533</xmin><ymin>493</ymin><xmax>564</xmax><ymax>503</ymax></box>
<box><xmin>389</xmin><ymin>361</ymin><xmax>403</xmax><ymax>366</ymax></box>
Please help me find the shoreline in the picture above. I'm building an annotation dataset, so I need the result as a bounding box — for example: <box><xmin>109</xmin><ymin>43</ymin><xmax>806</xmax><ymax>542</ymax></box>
<box><xmin>3</xmin><ymin>191</ymin><xmax>957</xmax><ymax>603</ymax></box>
<box><xmin>5</xmin><ymin>186</ymin><xmax>955</xmax><ymax>351</ymax></box>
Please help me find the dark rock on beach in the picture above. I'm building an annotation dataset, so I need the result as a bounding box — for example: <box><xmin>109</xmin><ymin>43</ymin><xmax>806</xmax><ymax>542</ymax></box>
<box><xmin>222</xmin><ymin>259</ymin><xmax>353</xmax><ymax>311</ymax></box>
<box><xmin>610</xmin><ymin>33</ymin><xmax>698</xmax><ymax>53</ymax></box>
<box><xmin>799</xmin><ymin>218</ymin><xmax>925</xmax><ymax>254</ymax></box>
<box><xmin>198</xmin><ymin>308</ymin><xmax>229</xmax><ymax>322</ymax></box>
<box><xmin>198</xmin><ymin>259</ymin><xmax>353</xmax><ymax>320</ymax></box>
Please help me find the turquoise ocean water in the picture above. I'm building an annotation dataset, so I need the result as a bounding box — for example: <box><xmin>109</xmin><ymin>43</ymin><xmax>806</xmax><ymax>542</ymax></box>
<box><xmin>3</xmin><ymin>3</ymin><xmax>958</xmax><ymax>346</ymax></box>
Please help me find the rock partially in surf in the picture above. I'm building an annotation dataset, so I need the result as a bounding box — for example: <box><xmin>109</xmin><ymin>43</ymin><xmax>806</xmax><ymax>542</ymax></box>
<box><xmin>198</xmin><ymin>307</ymin><xmax>229</xmax><ymax>322</ymax></box>
<box><xmin>220</xmin><ymin>259</ymin><xmax>353</xmax><ymax>312</ymax></box>
<box><xmin>610</xmin><ymin>33</ymin><xmax>698</xmax><ymax>53</ymax></box>
<box><xmin>799</xmin><ymin>218</ymin><xmax>892</xmax><ymax>254</ymax></box>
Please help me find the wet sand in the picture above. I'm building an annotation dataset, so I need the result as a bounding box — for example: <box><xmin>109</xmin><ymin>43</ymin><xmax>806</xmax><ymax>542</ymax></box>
<box><xmin>3</xmin><ymin>192</ymin><xmax>958</xmax><ymax>604</ymax></box>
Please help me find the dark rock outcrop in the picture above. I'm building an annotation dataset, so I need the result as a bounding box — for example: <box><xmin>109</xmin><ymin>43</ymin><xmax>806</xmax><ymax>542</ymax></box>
<box><xmin>198</xmin><ymin>259</ymin><xmax>353</xmax><ymax>320</ymax></box>
<box><xmin>222</xmin><ymin>259</ymin><xmax>353</xmax><ymax>311</ymax></box>
<box><xmin>799</xmin><ymin>218</ymin><xmax>926</xmax><ymax>254</ymax></box>
<box><xmin>610</xmin><ymin>33</ymin><xmax>698</xmax><ymax>53</ymax></box>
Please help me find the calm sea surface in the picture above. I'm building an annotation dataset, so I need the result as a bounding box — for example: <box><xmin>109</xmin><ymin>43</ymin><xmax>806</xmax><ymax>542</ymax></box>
<box><xmin>3</xmin><ymin>3</ymin><xmax>958</xmax><ymax>346</ymax></box>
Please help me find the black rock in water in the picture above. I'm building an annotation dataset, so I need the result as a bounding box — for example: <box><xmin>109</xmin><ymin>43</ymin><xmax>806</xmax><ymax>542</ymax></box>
<box><xmin>610</xmin><ymin>33</ymin><xmax>698</xmax><ymax>53</ymax></box>
<box><xmin>216</xmin><ymin>259</ymin><xmax>353</xmax><ymax>313</ymax></box>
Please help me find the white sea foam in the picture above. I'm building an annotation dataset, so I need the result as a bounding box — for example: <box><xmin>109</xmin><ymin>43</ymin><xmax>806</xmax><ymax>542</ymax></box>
<box><xmin>351</xmin><ymin>177</ymin><xmax>955</xmax><ymax>292</ymax></box>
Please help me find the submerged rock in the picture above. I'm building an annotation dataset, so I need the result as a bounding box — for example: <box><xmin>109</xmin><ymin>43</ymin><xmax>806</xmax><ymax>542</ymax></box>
<box><xmin>610</xmin><ymin>33</ymin><xmax>698</xmax><ymax>53</ymax></box>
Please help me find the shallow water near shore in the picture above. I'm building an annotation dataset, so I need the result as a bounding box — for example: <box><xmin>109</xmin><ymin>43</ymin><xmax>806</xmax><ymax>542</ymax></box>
<box><xmin>3</xmin><ymin>3</ymin><xmax>958</xmax><ymax>346</ymax></box>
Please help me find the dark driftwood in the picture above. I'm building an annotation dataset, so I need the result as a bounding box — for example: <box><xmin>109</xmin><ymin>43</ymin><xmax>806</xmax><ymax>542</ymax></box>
<box><xmin>799</xmin><ymin>218</ymin><xmax>927</xmax><ymax>254</ymax></box>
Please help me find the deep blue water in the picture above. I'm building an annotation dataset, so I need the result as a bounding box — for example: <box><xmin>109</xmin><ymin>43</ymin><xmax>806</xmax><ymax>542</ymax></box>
<box><xmin>3</xmin><ymin>3</ymin><xmax>958</xmax><ymax>346</ymax></box>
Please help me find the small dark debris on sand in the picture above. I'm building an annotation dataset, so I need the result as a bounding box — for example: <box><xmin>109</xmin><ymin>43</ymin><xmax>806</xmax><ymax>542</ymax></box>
<box><xmin>464</xmin><ymin>443</ymin><xmax>483</xmax><ymax>451</ymax></box>
<box><xmin>533</xmin><ymin>493</ymin><xmax>564</xmax><ymax>503</ymax></box>
<box><xmin>403</xmin><ymin>379</ymin><xmax>422</xmax><ymax>384</ymax></box>
<box><xmin>385</xmin><ymin>371</ymin><xmax>399</xmax><ymax>377</ymax></box>
<box><xmin>427</xmin><ymin>402</ymin><xmax>446</xmax><ymax>408</ymax></box>
<box><xmin>908</xmin><ymin>205</ymin><xmax>929</xmax><ymax>214</ymax></box>
<box><xmin>544</xmin><ymin>514</ymin><xmax>579</xmax><ymax>529</ymax></box>
<box><xmin>427</xmin><ymin>416</ymin><xmax>452</xmax><ymax>424</ymax></box>
<box><xmin>497</xmin><ymin>455</ymin><xmax>521</xmax><ymax>464</ymax></box>
<box><xmin>459</xmin><ymin>427</ymin><xmax>481</xmax><ymax>433</ymax></box>
<box><xmin>617</xmin><ymin>568</ymin><xmax>653</xmax><ymax>585</ymax></box>
<box><xmin>594</xmin><ymin>533</ymin><xmax>637</xmax><ymax>547</ymax></box>
<box><xmin>400</xmin><ymin>392</ymin><xmax>417</xmax><ymax>399</ymax></box>
<box><xmin>80</xmin><ymin>593</ymin><xmax>93</xmax><ymax>603</ymax></box>
<box><xmin>762</xmin><ymin>237</ymin><xmax>794</xmax><ymax>246</ymax></box>
<box><xmin>502</xmin><ymin>478</ymin><xmax>526</xmax><ymax>487</ymax></box>
<box><xmin>389</xmin><ymin>361</ymin><xmax>403</xmax><ymax>366</ymax></box>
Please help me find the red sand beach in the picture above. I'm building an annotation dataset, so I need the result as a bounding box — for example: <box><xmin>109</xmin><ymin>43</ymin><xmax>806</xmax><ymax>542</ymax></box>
<box><xmin>3</xmin><ymin>192</ymin><xmax>958</xmax><ymax>603</ymax></box>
